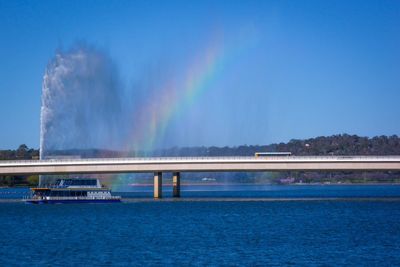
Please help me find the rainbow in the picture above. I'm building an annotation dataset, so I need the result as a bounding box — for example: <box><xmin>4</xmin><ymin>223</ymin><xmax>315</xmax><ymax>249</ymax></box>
<box><xmin>112</xmin><ymin>31</ymin><xmax>257</xmax><ymax>189</ymax></box>
<box><xmin>126</xmin><ymin>36</ymin><xmax>226</xmax><ymax>153</ymax></box>
<box><xmin>110</xmin><ymin>28</ymin><xmax>259</xmax><ymax>190</ymax></box>
<box><xmin>112</xmin><ymin>37</ymin><xmax>226</xmax><ymax>190</ymax></box>
<box><xmin>112</xmin><ymin>38</ymin><xmax>226</xmax><ymax>190</ymax></box>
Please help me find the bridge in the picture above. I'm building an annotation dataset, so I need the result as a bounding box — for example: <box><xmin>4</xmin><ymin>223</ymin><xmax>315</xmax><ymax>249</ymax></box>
<box><xmin>1</xmin><ymin>156</ymin><xmax>400</xmax><ymax>198</ymax></box>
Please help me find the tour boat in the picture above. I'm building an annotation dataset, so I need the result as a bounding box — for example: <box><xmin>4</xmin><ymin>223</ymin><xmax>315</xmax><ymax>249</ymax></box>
<box><xmin>24</xmin><ymin>178</ymin><xmax>121</xmax><ymax>204</ymax></box>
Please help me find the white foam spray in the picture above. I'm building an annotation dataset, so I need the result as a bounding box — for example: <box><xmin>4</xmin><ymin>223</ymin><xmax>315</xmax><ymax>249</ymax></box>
<box><xmin>40</xmin><ymin>45</ymin><xmax>124</xmax><ymax>158</ymax></box>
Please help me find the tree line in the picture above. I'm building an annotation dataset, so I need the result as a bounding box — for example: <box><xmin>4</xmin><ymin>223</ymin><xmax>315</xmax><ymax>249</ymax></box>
<box><xmin>1</xmin><ymin>134</ymin><xmax>400</xmax><ymax>186</ymax></box>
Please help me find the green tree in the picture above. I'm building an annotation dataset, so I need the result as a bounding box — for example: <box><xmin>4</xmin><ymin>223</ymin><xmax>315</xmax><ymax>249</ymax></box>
<box><xmin>27</xmin><ymin>175</ymin><xmax>39</xmax><ymax>186</ymax></box>
<box><xmin>16</xmin><ymin>144</ymin><xmax>28</xmax><ymax>159</ymax></box>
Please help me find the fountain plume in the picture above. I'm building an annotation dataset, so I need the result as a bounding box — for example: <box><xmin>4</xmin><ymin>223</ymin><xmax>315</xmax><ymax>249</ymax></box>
<box><xmin>40</xmin><ymin>45</ymin><xmax>123</xmax><ymax>159</ymax></box>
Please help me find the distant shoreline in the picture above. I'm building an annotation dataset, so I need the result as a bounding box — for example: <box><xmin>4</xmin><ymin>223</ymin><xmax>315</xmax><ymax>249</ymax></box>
<box><xmin>2</xmin><ymin>197</ymin><xmax>400</xmax><ymax>204</ymax></box>
<box><xmin>128</xmin><ymin>182</ymin><xmax>400</xmax><ymax>186</ymax></box>
<box><xmin>2</xmin><ymin>182</ymin><xmax>400</xmax><ymax>189</ymax></box>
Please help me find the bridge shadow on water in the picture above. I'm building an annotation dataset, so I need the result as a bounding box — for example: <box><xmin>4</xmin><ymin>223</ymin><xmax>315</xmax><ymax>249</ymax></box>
<box><xmin>2</xmin><ymin>184</ymin><xmax>400</xmax><ymax>201</ymax></box>
<box><xmin>115</xmin><ymin>184</ymin><xmax>400</xmax><ymax>200</ymax></box>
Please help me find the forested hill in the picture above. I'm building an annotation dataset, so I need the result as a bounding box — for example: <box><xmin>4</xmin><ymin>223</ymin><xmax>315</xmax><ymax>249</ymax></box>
<box><xmin>156</xmin><ymin>134</ymin><xmax>400</xmax><ymax>157</ymax></box>
<box><xmin>0</xmin><ymin>144</ymin><xmax>39</xmax><ymax>160</ymax></box>
<box><xmin>2</xmin><ymin>134</ymin><xmax>400</xmax><ymax>160</ymax></box>
<box><xmin>1</xmin><ymin>134</ymin><xmax>400</xmax><ymax>186</ymax></box>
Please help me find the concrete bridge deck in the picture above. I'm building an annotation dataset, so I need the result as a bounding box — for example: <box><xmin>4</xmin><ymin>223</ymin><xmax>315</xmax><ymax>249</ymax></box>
<box><xmin>2</xmin><ymin>156</ymin><xmax>400</xmax><ymax>198</ymax></box>
<box><xmin>1</xmin><ymin>156</ymin><xmax>400</xmax><ymax>175</ymax></box>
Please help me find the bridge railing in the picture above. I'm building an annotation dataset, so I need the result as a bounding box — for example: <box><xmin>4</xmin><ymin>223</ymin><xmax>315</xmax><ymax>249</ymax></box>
<box><xmin>2</xmin><ymin>156</ymin><xmax>258</xmax><ymax>164</ymax></box>
<box><xmin>1</xmin><ymin>155</ymin><xmax>400</xmax><ymax>165</ymax></box>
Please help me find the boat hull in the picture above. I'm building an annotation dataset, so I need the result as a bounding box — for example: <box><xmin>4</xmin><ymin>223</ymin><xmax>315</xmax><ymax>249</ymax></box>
<box><xmin>25</xmin><ymin>199</ymin><xmax>121</xmax><ymax>204</ymax></box>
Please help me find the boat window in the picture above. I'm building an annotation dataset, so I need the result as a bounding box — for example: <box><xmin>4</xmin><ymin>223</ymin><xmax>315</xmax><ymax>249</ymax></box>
<box><xmin>61</xmin><ymin>179</ymin><xmax>97</xmax><ymax>186</ymax></box>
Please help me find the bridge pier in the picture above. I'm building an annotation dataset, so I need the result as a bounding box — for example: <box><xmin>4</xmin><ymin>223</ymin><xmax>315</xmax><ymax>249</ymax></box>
<box><xmin>154</xmin><ymin>172</ymin><xmax>162</xmax><ymax>199</ymax></box>
<box><xmin>173</xmin><ymin>172</ymin><xmax>181</xmax><ymax>198</ymax></box>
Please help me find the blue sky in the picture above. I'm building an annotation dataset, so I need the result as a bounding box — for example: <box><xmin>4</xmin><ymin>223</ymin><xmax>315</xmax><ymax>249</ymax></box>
<box><xmin>0</xmin><ymin>0</ymin><xmax>399</xmax><ymax>150</ymax></box>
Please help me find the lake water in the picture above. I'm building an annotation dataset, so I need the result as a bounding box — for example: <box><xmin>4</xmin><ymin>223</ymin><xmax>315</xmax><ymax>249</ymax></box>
<box><xmin>1</xmin><ymin>185</ymin><xmax>400</xmax><ymax>266</ymax></box>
